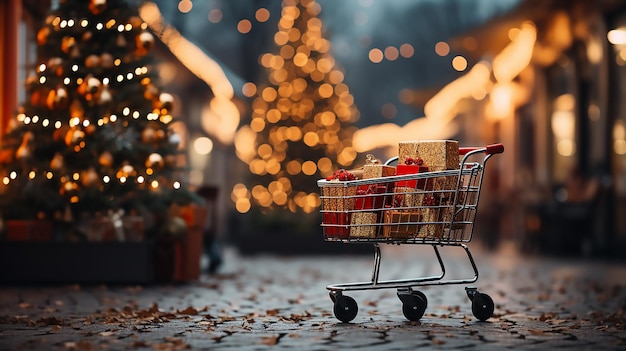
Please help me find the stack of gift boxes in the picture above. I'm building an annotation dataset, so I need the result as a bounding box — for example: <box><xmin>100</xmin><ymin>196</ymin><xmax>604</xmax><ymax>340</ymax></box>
<box><xmin>321</xmin><ymin>140</ymin><xmax>461</xmax><ymax>241</ymax></box>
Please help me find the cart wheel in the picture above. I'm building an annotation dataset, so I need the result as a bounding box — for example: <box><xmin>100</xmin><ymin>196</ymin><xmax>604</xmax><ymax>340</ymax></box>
<box><xmin>471</xmin><ymin>292</ymin><xmax>494</xmax><ymax>321</ymax></box>
<box><xmin>398</xmin><ymin>290</ymin><xmax>427</xmax><ymax>321</ymax></box>
<box><xmin>333</xmin><ymin>295</ymin><xmax>358</xmax><ymax>323</ymax></box>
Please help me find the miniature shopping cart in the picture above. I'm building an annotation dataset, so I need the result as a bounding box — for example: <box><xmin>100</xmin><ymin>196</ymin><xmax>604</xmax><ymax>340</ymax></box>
<box><xmin>317</xmin><ymin>143</ymin><xmax>504</xmax><ymax>323</ymax></box>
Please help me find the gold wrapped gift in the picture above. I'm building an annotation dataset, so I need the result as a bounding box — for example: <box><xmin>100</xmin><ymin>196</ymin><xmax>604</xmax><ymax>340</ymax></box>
<box><xmin>321</xmin><ymin>184</ymin><xmax>356</xmax><ymax>212</ymax></box>
<box><xmin>383</xmin><ymin>210</ymin><xmax>422</xmax><ymax>240</ymax></box>
<box><xmin>350</xmin><ymin>212</ymin><xmax>378</xmax><ymax>239</ymax></box>
<box><xmin>398</xmin><ymin>140</ymin><xmax>460</xmax><ymax>171</ymax></box>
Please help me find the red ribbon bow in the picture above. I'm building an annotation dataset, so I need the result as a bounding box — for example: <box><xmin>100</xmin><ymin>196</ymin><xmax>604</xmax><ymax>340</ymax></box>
<box><xmin>326</xmin><ymin>169</ymin><xmax>355</xmax><ymax>181</ymax></box>
<box><xmin>404</xmin><ymin>157</ymin><xmax>424</xmax><ymax>166</ymax></box>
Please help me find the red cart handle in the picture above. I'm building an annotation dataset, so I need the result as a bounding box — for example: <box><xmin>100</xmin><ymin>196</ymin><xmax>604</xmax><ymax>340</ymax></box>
<box><xmin>459</xmin><ymin>143</ymin><xmax>504</xmax><ymax>156</ymax></box>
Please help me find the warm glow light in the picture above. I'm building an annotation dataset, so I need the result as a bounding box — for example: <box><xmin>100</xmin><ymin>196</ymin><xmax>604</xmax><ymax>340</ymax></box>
<box><xmin>193</xmin><ymin>137</ymin><xmax>213</xmax><ymax>155</ymax></box>
<box><xmin>608</xmin><ymin>28</ymin><xmax>626</xmax><ymax>45</ymax></box>
<box><xmin>452</xmin><ymin>55</ymin><xmax>468</xmax><ymax>71</ymax></box>
<box><xmin>368</xmin><ymin>48</ymin><xmax>383</xmax><ymax>63</ymax></box>
<box><xmin>178</xmin><ymin>0</ymin><xmax>192</xmax><ymax>13</ymax></box>
<box><xmin>435</xmin><ymin>41</ymin><xmax>450</xmax><ymax>56</ymax></box>
<box><xmin>238</xmin><ymin>19</ymin><xmax>252</xmax><ymax>34</ymax></box>
<box><xmin>493</xmin><ymin>21</ymin><xmax>536</xmax><ymax>83</ymax></box>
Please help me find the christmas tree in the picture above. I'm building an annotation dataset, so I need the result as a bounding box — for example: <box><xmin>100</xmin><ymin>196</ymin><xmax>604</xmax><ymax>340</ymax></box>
<box><xmin>0</xmin><ymin>0</ymin><xmax>192</xmax><ymax>236</ymax></box>
<box><xmin>235</xmin><ymin>0</ymin><xmax>359</xmax><ymax>215</ymax></box>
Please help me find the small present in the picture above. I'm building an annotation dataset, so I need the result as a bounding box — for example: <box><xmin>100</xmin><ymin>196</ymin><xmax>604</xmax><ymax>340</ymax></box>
<box><xmin>398</xmin><ymin>140</ymin><xmax>459</xmax><ymax>171</ymax></box>
<box><xmin>323</xmin><ymin>212</ymin><xmax>351</xmax><ymax>239</ymax></box>
<box><xmin>322</xmin><ymin>169</ymin><xmax>358</xmax><ymax>212</ymax></box>
<box><xmin>5</xmin><ymin>220</ymin><xmax>53</xmax><ymax>241</ymax></box>
<box><xmin>355</xmin><ymin>184</ymin><xmax>388</xmax><ymax>210</ymax></box>
<box><xmin>383</xmin><ymin>210</ymin><xmax>421</xmax><ymax>240</ymax></box>
<box><xmin>362</xmin><ymin>154</ymin><xmax>396</xmax><ymax>179</ymax></box>
<box><xmin>349</xmin><ymin>212</ymin><xmax>378</xmax><ymax>239</ymax></box>
<box><xmin>418</xmin><ymin>195</ymin><xmax>445</xmax><ymax>239</ymax></box>
<box><xmin>392</xmin><ymin>187</ymin><xmax>425</xmax><ymax>209</ymax></box>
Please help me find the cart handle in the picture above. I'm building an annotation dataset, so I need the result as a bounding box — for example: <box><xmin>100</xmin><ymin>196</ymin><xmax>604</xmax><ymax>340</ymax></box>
<box><xmin>459</xmin><ymin>143</ymin><xmax>504</xmax><ymax>156</ymax></box>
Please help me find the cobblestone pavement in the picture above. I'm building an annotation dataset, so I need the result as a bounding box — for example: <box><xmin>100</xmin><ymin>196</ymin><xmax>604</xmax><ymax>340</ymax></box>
<box><xmin>1</xmin><ymin>242</ymin><xmax>625</xmax><ymax>350</ymax></box>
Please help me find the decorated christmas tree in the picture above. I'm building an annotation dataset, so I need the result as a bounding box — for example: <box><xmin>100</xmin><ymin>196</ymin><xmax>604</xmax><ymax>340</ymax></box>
<box><xmin>236</xmin><ymin>0</ymin><xmax>359</xmax><ymax>215</ymax></box>
<box><xmin>0</xmin><ymin>0</ymin><xmax>193</xmax><ymax>237</ymax></box>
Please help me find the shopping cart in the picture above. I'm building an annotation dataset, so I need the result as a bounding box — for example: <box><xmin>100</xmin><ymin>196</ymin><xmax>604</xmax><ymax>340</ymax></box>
<box><xmin>317</xmin><ymin>143</ymin><xmax>504</xmax><ymax>323</ymax></box>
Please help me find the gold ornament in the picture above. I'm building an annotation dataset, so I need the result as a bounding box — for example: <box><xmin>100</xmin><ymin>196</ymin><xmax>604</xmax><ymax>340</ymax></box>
<box><xmin>85</xmin><ymin>54</ymin><xmax>101</xmax><ymax>68</ymax></box>
<box><xmin>50</xmin><ymin>152</ymin><xmax>64</xmax><ymax>170</ymax></box>
<box><xmin>129</xmin><ymin>16</ymin><xmax>144</xmax><ymax>29</ymax></box>
<box><xmin>99</xmin><ymin>151</ymin><xmax>114</xmax><ymax>168</ymax></box>
<box><xmin>16</xmin><ymin>132</ymin><xmax>34</xmax><ymax>160</ymax></box>
<box><xmin>100</xmin><ymin>53</ymin><xmax>114</xmax><ymax>69</ymax></box>
<box><xmin>141</xmin><ymin>127</ymin><xmax>156</xmax><ymax>143</ymax></box>
<box><xmin>85</xmin><ymin>124</ymin><xmax>97</xmax><ymax>135</ymax></box>
<box><xmin>69</xmin><ymin>99</ymin><xmax>84</xmax><ymax>118</ymax></box>
<box><xmin>116</xmin><ymin>33</ymin><xmax>127</xmax><ymax>47</ymax></box>
<box><xmin>135</xmin><ymin>31</ymin><xmax>154</xmax><ymax>56</ymax></box>
<box><xmin>156</xmin><ymin>92</ymin><xmax>174</xmax><ymax>110</ymax></box>
<box><xmin>88</xmin><ymin>0</ymin><xmax>107</xmax><ymax>15</ymax></box>
<box><xmin>61</xmin><ymin>36</ymin><xmax>76</xmax><ymax>53</ymax></box>
<box><xmin>60</xmin><ymin>180</ymin><xmax>79</xmax><ymax>196</ymax></box>
<box><xmin>37</xmin><ymin>27</ymin><xmax>50</xmax><ymax>46</ymax></box>
<box><xmin>81</xmin><ymin>167</ymin><xmax>99</xmax><ymax>187</ymax></box>
<box><xmin>82</xmin><ymin>31</ymin><xmax>93</xmax><ymax>42</ymax></box>
<box><xmin>65</xmin><ymin>127</ymin><xmax>85</xmax><ymax>146</ymax></box>
<box><xmin>143</xmin><ymin>84</ymin><xmax>159</xmax><ymax>100</ymax></box>
<box><xmin>145</xmin><ymin>153</ymin><xmax>164</xmax><ymax>169</ymax></box>
<box><xmin>117</xmin><ymin>163</ymin><xmax>135</xmax><ymax>178</ymax></box>
<box><xmin>98</xmin><ymin>85</ymin><xmax>112</xmax><ymax>105</ymax></box>
<box><xmin>46</xmin><ymin>86</ymin><xmax>68</xmax><ymax>110</ymax></box>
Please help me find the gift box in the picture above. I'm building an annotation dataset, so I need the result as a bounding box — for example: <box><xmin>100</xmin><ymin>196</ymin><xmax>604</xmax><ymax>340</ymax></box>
<box><xmin>392</xmin><ymin>187</ymin><xmax>425</xmax><ymax>209</ymax></box>
<box><xmin>398</xmin><ymin>140</ymin><xmax>460</xmax><ymax>171</ymax></box>
<box><xmin>321</xmin><ymin>185</ymin><xmax>357</xmax><ymax>212</ymax></box>
<box><xmin>418</xmin><ymin>195</ymin><xmax>445</xmax><ymax>239</ymax></box>
<box><xmin>349</xmin><ymin>212</ymin><xmax>378</xmax><ymax>239</ymax></box>
<box><xmin>355</xmin><ymin>184</ymin><xmax>388</xmax><ymax>210</ymax></box>
<box><xmin>87</xmin><ymin>216</ymin><xmax>144</xmax><ymax>241</ymax></box>
<box><xmin>4</xmin><ymin>220</ymin><xmax>53</xmax><ymax>241</ymax></box>
<box><xmin>363</xmin><ymin>163</ymin><xmax>396</xmax><ymax>179</ymax></box>
<box><xmin>383</xmin><ymin>210</ymin><xmax>422</xmax><ymax>240</ymax></box>
<box><xmin>395</xmin><ymin>164</ymin><xmax>430</xmax><ymax>189</ymax></box>
<box><xmin>323</xmin><ymin>212</ymin><xmax>351</xmax><ymax>239</ymax></box>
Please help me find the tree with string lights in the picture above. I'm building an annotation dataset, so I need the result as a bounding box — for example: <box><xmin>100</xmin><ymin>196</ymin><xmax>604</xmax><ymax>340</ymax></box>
<box><xmin>236</xmin><ymin>0</ymin><xmax>359</xmax><ymax>216</ymax></box>
<box><xmin>0</xmin><ymin>0</ymin><xmax>193</xmax><ymax>237</ymax></box>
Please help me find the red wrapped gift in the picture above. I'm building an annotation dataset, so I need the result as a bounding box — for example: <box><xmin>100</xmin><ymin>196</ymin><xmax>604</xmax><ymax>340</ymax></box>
<box><xmin>323</xmin><ymin>212</ymin><xmax>350</xmax><ymax>239</ymax></box>
<box><xmin>355</xmin><ymin>184</ymin><xmax>388</xmax><ymax>210</ymax></box>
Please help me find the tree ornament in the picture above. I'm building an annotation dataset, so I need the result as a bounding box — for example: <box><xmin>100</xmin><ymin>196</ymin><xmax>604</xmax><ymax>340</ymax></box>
<box><xmin>65</xmin><ymin>127</ymin><xmax>85</xmax><ymax>146</ymax></box>
<box><xmin>169</xmin><ymin>132</ymin><xmax>181</xmax><ymax>147</ymax></box>
<box><xmin>89</xmin><ymin>0</ymin><xmax>107</xmax><ymax>15</ymax></box>
<box><xmin>46</xmin><ymin>86</ymin><xmax>68</xmax><ymax>110</ymax></box>
<box><xmin>135</xmin><ymin>31</ymin><xmax>154</xmax><ymax>56</ymax></box>
<box><xmin>116</xmin><ymin>33</ymin><xmax>127</xmax><ymax>47</ymax></box>
<box><xmin>81</xmin><ymin>167</ymin><xmax>99</xmax><ymax>187</ymax></box>
<box><xmin>37</xmin><ymin>27</ymin><xmax>50</xmax><ymax>46</ymax></box>
<box><xmin>85</xmin><ymin>124</ymin><xmax>97</xmax><ymax>135</ymax></box>
<box><xmin>141</xmin><ymin>127</ymin><xmax>156</xmax><ymax>143</ymax></box>
<box><xmin>16</xmin><ymin>132</ymin><xmax>34</xmax><ymax>159</ymax></box>
<box><xmin>145</xmin><ymin>153</ymin><xmax>164</xmax><ymax>169</ymax></box>
<box><xmin>156</xmin><ymin>92</ymin><xmax>174</xmax><ymax>110</ymax></box>
<box><xmin>50</xmin><ymin>152</ymin><xmax>64</xmax><ymax>170</ymax></box>
<box><xmin>99</xmin><ymin>151</ymin><xmax>114</xmax><ymax>168</ymax></box>
<box><xmin>143</xmin><ymin>84</ymin><xmax>159</xmax><ymax>100</ymax></box>
<box><xmin>82</xmin><ymin>31</ymin><xmax>93</xmax><ymax>42</ymax></box>
<box><xmin>86</xmin><ymin>76</ymin><xmax>101</xmax><ymax>94</ymax></box>
<box><xmin>60</xmin><ymin>180</ymin><xmax>79</xmax><ymax>196</ymax></box>
<box><xmin>118</xmin><ymin>163</ymin><xmax>135</xmax><ymax>178</ymax></box>
<box><xmin>98</xmin><ymin>85</ymin><xmax>112</xmax><ymax>105</ymax></box>
<box><xmin>100</xmin><ymin>53</ymin><xmax>114</xmax><ymax>69</ymax></box>
<box><xmin>61</xmin><ymin>36</ymin><xmax>76</xmax><ymax>54</ymax></box>
<box><xmin>69</xmin><ymin>99</ymin><xmax>84</xmax><ymax>118</ymax></box>
<box><xmin>85</xmin><ymin>54</ymin><xmax>101</xmax><ymax>68</ymax></box>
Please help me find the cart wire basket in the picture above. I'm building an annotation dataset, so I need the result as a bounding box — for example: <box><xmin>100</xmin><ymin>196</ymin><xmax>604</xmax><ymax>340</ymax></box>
<box><xmin>317</xmin><ymin>143</ymin><xmax>504</xmax><ymax>323</ymax></box>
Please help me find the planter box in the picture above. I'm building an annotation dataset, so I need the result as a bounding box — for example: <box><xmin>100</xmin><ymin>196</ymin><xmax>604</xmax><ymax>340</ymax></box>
<box><xmin>0</xmin><ymin>241</ymin><xmax>154</xmax><ymax>284</ymax></box>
